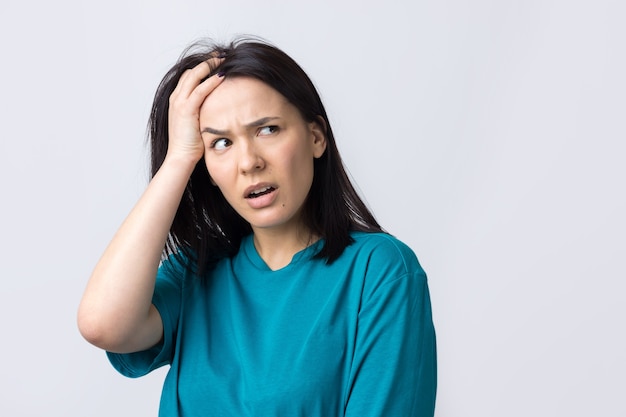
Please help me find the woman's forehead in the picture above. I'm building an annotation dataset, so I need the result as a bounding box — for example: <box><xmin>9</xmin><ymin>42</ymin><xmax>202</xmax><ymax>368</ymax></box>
<box><xmin>199</xmin><ymin>77</ymin><xmax>299</xmax><ymax>127</ymax></box>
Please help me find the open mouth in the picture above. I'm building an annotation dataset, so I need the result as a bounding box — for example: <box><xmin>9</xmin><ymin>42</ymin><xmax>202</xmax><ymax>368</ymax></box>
<box><xmin>246</xmin><ymin>186</ymin><xmax>276</xmax><ymax>199</ymax></box>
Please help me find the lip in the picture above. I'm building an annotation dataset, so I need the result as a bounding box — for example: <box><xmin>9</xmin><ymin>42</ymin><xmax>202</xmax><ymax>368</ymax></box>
<box><xmin>243</xmin><ymin>182</ymin><xmax>278</xmax><ymax>199</ymax></box>
<box><xmin>243</xmin><ymin>183</ymin><xmax>279</xmax><ymax>209</ymax></box>
<box><xmin>245</xmin><ymin>185</ymin><xmax>278</xmax><ymax>210</ymax></box>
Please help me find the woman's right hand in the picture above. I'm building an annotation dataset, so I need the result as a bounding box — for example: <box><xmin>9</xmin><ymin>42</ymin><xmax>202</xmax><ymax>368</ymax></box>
<box><xmin>166</xmin><ymin>58</ymin><xmax>225</xmax><ymax>163</ymax></box>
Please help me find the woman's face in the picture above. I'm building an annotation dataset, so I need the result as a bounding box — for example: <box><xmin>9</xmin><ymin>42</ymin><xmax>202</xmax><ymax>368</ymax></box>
<box><xmin>199</xmin><ymin>77</ymin><xmax>326</xmax><ymax>236</ymax></box>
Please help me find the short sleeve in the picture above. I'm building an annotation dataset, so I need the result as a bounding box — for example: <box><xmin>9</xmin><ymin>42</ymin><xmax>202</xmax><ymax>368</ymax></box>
<box><xmin>106</xmin><ymin>253</ymin><xmax>187</xmax><ymax>378</ymax></box>
<box><xmin>344</xmin><ymin>236</ymin><xmax>437</xmax><ymax>416</ymax></box>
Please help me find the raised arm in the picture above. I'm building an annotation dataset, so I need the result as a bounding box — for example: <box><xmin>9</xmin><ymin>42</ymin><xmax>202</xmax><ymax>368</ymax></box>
<box><xmin>77</xmin><ymin>60</ymin><xmax>224</xmax><ymax>353</ymax></box>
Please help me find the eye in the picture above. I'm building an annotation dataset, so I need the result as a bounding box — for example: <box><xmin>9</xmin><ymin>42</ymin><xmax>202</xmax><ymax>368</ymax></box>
<box><xmin>210</xmin><ymin>138</ymin><xmax>232</xmax><ymax>150</ymax></box>
<box><xmin>258</xmin><ymin>125</ymin><xmax>279</xmax><ymax>136</ymax></box>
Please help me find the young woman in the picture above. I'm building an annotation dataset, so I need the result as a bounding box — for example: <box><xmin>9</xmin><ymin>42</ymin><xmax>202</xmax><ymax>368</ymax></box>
<box><xmin>78</xmin><ymin>38</ymin><xmax>437</xmax><ymax>416</ymax></box>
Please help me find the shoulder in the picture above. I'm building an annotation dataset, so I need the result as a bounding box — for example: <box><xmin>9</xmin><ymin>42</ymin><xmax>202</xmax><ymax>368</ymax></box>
<box><xmin>347</xmin><ymin>232</ymin><xmax>424</xmax><ymax>276</ymax></box>
<box><xmin>343</xmin><ymin>232</ymin><xmax>428</xmax><ymax>305</ymax></box>
<box><xmin>157</xmin><ymin>250</ymin><xmax>203</xmax><ymax>290</ymax></box>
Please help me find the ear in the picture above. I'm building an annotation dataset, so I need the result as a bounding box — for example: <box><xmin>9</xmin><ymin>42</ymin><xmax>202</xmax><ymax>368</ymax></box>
<box><xmin>309</xmin><ymin>116</ymin><xmax>327</xmax><ymax>158</ymax></box>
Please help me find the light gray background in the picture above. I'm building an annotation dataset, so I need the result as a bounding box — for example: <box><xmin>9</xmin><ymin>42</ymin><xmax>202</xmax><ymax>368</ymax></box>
<box><xmin>1</xmin><ymin>0</ymin><xmax>624</xmax><ymax>416</ymax></box>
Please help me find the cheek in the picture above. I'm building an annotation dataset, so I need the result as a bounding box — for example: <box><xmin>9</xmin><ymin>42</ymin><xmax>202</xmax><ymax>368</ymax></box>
<box><xmin>283</xmin><ymin>140</ymin><xmax>312</xmax><ymax>167</ymax></box>
<box><xmin>289</xmin><ymin>157</ymin><xmax>315</xmax><ymax>197</ymax></box>
<box><xmin>204</xmin><ymin>158</ymin><xmax>223</xmax><ymax>188</ymax></box>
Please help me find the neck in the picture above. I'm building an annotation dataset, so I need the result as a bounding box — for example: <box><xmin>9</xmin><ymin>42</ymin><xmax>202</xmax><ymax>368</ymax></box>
<box><xmin>251</xmin><ymin>225</ymin><xmax>318</xmax><ymax>271</ymax></box>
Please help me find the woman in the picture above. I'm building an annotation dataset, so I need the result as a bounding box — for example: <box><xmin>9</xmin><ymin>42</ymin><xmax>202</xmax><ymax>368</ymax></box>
<box><xmin>78</xmin><ymin>38</ymin><xmax>437</xmax><ymax>416</ymax></box>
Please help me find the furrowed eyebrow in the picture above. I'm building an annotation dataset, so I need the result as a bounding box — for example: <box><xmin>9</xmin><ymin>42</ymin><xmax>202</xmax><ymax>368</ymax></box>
<box><xmin>201</xmin><ymin>117</ymin><xmax>281</xmax><ymax>135</ymax></box>
<box><xmin>245</xmin><ymin>116</ymin><xmax>280</xmax><ymax>128</ymax></box>
<box><xmin>201</xmin><ymin>126</ymin><xmax>228</xmax><ymax>135</ymax></box>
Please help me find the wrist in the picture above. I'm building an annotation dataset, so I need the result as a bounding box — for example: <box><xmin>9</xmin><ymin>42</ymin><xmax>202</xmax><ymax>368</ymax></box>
<box><xmin>159</xmin><ymin>153</ymin><xmax>201</xmax><ymax>178</ymax></box>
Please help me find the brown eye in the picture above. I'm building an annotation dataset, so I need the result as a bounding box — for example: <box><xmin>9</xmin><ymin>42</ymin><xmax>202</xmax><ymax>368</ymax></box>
<box><xmin>258</xmin><ymin>126</ymin><xmax>279</xmax><ymax>136</ymax></box>
<box><xmin>211</xmin><ymin>138</ymin><xmax>232</xmax><ymax>150</ymax></box>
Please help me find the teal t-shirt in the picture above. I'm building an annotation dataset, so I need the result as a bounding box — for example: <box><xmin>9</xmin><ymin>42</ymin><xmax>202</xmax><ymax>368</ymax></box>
<box><xmin>108</xmin><ymin>232</ymin><xmax>437</xmax><ymax>416</ymax></box>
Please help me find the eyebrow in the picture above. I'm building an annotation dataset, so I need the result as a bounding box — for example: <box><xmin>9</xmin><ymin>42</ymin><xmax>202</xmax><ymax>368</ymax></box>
<box><xmin>201</xmin><ymin>117</ymin><xmax>281</xmax><ymax>135</ymax></box>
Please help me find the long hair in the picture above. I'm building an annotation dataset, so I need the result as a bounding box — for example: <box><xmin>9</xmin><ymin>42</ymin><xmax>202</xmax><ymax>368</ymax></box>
<box><xmin>149</xmin><ymin>37</ymin><xmax>383</xmax><ymax>275</ymax></box>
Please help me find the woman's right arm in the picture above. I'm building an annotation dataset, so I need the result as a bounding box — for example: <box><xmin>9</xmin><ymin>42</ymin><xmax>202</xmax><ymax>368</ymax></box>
<box><xmin>77</xmin><ymin>60</ymin><xmax>223</xmax><ymax>354</ymax></box>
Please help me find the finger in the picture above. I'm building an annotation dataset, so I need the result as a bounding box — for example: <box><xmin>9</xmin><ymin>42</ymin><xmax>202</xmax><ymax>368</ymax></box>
<box><xmin>188</xmin><ymin>71</ymin><xmax>226</xmax><ymax>106</ymax></box>
<box><xmin>174</xmin><ymin>58</ymin><xmax>223</xmax><ymax>98</ymax></box>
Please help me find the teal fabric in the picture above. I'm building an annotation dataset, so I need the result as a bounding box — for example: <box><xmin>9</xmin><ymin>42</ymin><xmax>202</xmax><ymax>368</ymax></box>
<box><xmin>107</xmin><ymin>232</ymin><xmax>437</xmax><ymax>416</ymax></box>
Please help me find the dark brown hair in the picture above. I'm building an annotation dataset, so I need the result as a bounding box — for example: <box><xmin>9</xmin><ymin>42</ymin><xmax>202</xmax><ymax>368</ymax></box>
<box><xmin>149</xmin><ymin>37</ymin><xmax>383</xmax><ymax>275</ymax></box>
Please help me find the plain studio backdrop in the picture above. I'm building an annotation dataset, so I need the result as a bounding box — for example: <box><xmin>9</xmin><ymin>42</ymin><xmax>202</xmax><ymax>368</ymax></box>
<box><xmin>1</xmin><ymin>0</ymin><xmax>624</xmax><ymax>416</ymax></box>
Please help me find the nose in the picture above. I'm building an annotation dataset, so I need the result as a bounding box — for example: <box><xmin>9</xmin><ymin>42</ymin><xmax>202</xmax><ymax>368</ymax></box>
<box><xmin>238</xmin><ymin>140</ymin><xmax>265</xmax><ymax>174</ymax></box>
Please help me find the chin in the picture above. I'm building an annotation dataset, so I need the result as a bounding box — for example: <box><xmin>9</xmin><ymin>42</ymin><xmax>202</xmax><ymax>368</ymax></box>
<box><xmin>245</xmin><ymin>213</ymin><xmax>302</xmax><ymax>233</ymax></box>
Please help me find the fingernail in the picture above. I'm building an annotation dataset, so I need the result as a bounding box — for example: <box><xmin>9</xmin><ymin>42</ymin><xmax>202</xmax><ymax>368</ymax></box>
<box><xmin>217</xmin><ymin>71</ymin><xmax>226</xmax><ymax>77</ymax></box>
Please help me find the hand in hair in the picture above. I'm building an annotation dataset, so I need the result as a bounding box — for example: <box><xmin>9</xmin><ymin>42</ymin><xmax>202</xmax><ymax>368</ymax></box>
<box><xmin>166</xmin><ymin>58</ymin><xmax>224</xmax><ymax>164</ymax></box>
